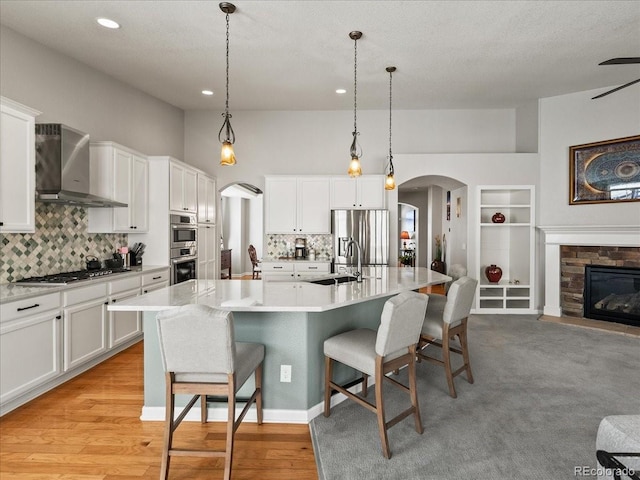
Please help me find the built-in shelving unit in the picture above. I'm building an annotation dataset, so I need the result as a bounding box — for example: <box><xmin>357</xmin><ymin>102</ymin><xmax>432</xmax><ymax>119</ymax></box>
<box><xmin>476</xmin><ymin>186</ymin><xmax>535</xmax><ymax>313</ymax></box>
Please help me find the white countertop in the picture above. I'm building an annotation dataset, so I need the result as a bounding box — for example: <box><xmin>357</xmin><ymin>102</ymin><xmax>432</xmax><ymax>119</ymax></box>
<box><xmin>0</xmin><ymin>265</ymin><xmax>169</xmax><ymax>303</ymax></box>
<box><xmin>108</xmin><ymin>267</ymin><xmax>451</xmax><ymax>313</ymax></box>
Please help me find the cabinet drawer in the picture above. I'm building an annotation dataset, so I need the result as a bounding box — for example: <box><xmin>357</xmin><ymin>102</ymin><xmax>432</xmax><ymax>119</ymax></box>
<box><xmin>262</xmin><ymin>263</ymin><xmax>294</xmax><ymax>273</ymax></box>
<box><xmin>1</xmin><ymin>293</ymin><xmax>61</xmax><ymax>323</ymax></box>
<box><xmin>109</xmin><ymin>276</ymin><xmax>141</xmax><ymax>295</ymax></box>
<box><xmin>142</xmin><ymin>269</ymin><xmax>169</xmax><ymax>286</ymax></box>
<box><xmin>63</xmin><ymin>283</ymin><xmax>108</xmax><ymax>306</ymax></box>
<box><xmin>295</xmin><ymin>262</ymin><xmax>330</xmax><ymax>273</ymax></box>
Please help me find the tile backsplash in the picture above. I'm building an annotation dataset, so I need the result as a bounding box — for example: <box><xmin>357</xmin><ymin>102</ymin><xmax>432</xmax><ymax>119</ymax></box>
<box><xmin>264</xmin><ymin>234</ymin><xmax>333</xmax><ymax>260</ymax></box>
<box><xmin>1</xmin><ymin>203</ymin><xmax>127</xmax><ymax>283</ymax></box>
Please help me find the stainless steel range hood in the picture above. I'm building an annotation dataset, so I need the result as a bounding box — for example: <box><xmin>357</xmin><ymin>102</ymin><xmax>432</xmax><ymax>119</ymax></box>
<box><xmin>35</xmin><ymin>124</ymin><xmax>127</xmax><ymax>208</ymax></box>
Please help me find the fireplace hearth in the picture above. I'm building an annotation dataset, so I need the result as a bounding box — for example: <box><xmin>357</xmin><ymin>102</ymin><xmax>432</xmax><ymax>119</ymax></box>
<box><xmin>584</xmin><ymin>265</ymin><xmax>640</xmax><ymax>327</ymax></box>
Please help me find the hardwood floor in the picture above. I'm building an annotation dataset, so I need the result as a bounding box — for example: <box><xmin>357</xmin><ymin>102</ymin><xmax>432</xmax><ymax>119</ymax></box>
<box><xmin>0</xmin><ymin>342</ymin><xmax>318</xmax><ymax>479</ymax></box>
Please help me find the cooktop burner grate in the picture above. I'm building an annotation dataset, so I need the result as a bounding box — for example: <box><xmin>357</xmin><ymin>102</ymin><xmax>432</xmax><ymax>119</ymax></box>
<box><xmin>15</xmin><ymin>268</ymin><xmax>130</xmax><ymax>285</ymax></box>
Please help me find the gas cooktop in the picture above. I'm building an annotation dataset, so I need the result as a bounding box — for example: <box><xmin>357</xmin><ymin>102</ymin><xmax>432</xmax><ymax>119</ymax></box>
<box><xmin>15</xmin><ymin>268</ymin><xmax>131</xmax><ymax>286</ymax></box>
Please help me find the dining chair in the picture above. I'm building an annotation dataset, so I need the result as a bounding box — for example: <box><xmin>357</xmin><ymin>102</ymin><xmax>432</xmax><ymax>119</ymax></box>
<box><xmin>248</xmin><ymin>244</ymin><xmax>262</xmax><ymax>279</ymax></box>
<box><xmin>323</xmin><ymin>291</ymin><xmax>429</xmax><ymax>459</ymax></box>
<box><xmin>156</xmin><ymin>304</ymin><xmax>264</xmax><ymax>480</ymax></box>
<box><xmin>417</xmin><ymin>276</ymin><xmax>477</xmax><ymax>398</ymax></box>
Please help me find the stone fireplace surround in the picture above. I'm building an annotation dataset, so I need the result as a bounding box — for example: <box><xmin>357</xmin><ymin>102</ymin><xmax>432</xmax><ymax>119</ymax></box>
<box><xmin>539</xmin><ymin>226</ymin><xmax>640</xmax><ymax>318</ymax></box>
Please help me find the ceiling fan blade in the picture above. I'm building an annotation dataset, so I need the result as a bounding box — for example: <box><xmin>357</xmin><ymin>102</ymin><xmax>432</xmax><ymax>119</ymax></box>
<box><xmin>592</xmin><ymin>78</ymin><xmax>640</xmax><ymax>99</ymax></box>
<box><xmin>599</xmin><ymin>57</ymin><xmax>640</xmax><ymax>65</ymax></box>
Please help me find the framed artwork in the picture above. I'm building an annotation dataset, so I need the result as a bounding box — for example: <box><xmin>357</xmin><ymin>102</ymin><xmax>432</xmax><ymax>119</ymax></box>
<box><xmin>456</xmin><ymin>197</ymin><xmax>461</xmax><ymax>217</ymax></box>
<box><xmin>446</xmin><ymin>191</ymin><xmax>451</xmax><ymax>220</ymax></box>
<box><xmin>569</xmin><ymin>135</ymin><xmax>640</xmax><ymax>205</ymax></box>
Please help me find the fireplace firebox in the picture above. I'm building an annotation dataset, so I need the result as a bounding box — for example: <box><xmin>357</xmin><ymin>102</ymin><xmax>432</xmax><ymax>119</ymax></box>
<box><xmin>584</xmin><ymin>265</ymin><xmax>640</xmax><ymax>327</ymax></box>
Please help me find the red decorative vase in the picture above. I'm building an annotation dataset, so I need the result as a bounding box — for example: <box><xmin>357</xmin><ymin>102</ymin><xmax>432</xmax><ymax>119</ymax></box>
<box><xmin>485</xmin><ymin>264</ymin><xmax>503</xmax><ymax>283</ymax></box>
<box><xmin>491</xmin><ymin>212</ymin><xmax>505</xmax><ymax>223</ymax></box>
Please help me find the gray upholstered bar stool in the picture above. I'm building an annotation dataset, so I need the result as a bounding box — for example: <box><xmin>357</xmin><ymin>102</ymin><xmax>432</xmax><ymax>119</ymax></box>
<box><xmin>418</xmin><ymin>276</ymin><xmax>478</xmax><ymax>398</ymax></box>
<box><xmin>156</xmin><ymin>304</ymin><xmax>264</xmax><ymax>480</ymax></box>
<box><xmin>323</xmin><ymin>291</ymin><xmax>429</xmax><ymax>459</ymax></box>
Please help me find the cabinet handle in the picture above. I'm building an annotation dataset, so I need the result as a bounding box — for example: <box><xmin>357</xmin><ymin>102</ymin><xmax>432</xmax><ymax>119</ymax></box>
<box><xmin>17</xmin><ymin>303</ymin><xmax>39</xmax><ymax>312</ymax></box>
<box><xmin>143</xmin><ymin>290</ymin><xmax>148</xmax><ymax>294</ymax></box>
<box><xmin>152</xmin><ymin>276</ymin><xmax>162</xmax><ymax>280</ymax></box>
<box><xmin>0</xmin><ymin>222</ymin><xmax>3</xmax><ymax>226</ymax></box>
<box><xmin>130</xmin><ymin>226</ymin><xmax>134</xmax><ymax>229</ymax></box>
<box><xmin>112</xmin><ymin>299</ymin><xmax>117</xmax><ymax>303</ymax></box>
<box><xmin>55</xmin><ymin>315</ymin><xmax>62</xmax><ymax>320</ymax></box>
<box><xmin>104</xmin><ymin>301</ymin><xmax>109</xmax><ymax>305</ymax></box>
<box><xmin>309</xmin><ymin>266</ymin><xmax>318</xmax><ymax>269</ymax></box>
<box><xmin>183</xmin><ymin>208</ymin><xmax>188</xmax><ymax>211</ymax></box>
<box><xmin>274</xmin><ymin>266</ymin><xmax>283</xmax><ymax>269</ymax></box>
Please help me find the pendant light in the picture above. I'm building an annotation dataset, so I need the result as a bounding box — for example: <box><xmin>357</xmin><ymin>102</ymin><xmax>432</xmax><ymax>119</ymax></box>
<box><xmin>219</xmin><ymin>2</ymin><xmax>236</xmax><ymax>166</ymax></box>
<box><xmin>385</xmin><ymin>66</ymin><xmax>396</xmax><ymax>190</ymax></box>
<box><xmin>347</xmin><ymin>31</ymin><xmax>363</xmax><ymax>177</ymax></box>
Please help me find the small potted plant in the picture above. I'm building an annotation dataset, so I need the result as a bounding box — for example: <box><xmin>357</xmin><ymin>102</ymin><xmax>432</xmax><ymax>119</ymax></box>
<box><xmin>399</xmin><ymin>253</ymin><xmax>413</xmax><ymax>266</ymax></box>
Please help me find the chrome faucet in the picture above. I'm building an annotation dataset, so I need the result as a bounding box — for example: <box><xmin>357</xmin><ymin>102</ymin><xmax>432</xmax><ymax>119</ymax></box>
<box><xmin>345</xmin><ymin>238</ymin><xmax>363</xmax><ymax>283</ymax></box>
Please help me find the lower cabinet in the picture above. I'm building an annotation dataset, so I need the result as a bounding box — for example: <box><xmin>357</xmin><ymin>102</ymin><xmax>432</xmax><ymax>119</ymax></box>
<box><xmin>262</xmin><ymin>261</ymin><xmax>330</xmax><ymax>281</ymax></box>
<box><xmin>62</xmin><ymin>284</ymin><xmax>109</xmax><ymax>372</ymax></box>
<box><xmin>108</xmin><ymin>288</ymin><xmax>141</xmax><ymax>348</ymax></box>
<box><xmin>0</xmin><ymin>309</ymin><xmax>61</xmax><ymax>407</ymax></box>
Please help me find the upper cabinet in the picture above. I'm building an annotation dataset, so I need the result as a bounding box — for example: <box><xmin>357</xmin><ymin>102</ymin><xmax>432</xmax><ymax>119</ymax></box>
<box><xmin>197</xmin><ymin>173</ymin><xmax>216</xmax><ymax>224</ymax></box>
<box><xmin>0</xmin><ymin>97</ymin><xmax>41</xmax><ymax>233</ymax></box>
<box><xmin>265</xmin><ymin>176</ymin><xmax>330</xmax><ymax>234</ymax></box>
<box><xmin>88</xmin><ymin>142</ymin><xmax>149</xmax><ymax>233</ymax></box>
<box><xmin>170</xmin><ymin>162</ymin><xmax>197</xmax><ymax>213</ymax></box>
<box><xmin>330</xmin><ymin>175</ymin><xmax>386</xmax><ymax>209</ymax></box>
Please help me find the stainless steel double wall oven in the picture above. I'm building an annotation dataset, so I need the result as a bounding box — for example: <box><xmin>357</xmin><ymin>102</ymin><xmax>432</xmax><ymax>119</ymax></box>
<box><xmin>170</xmin><ymin>213</ymin><xmax>197</xmax><ymax>284</ymax></box>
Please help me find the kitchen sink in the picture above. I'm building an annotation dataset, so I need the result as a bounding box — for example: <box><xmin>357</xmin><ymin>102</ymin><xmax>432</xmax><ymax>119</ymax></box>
<box><xmin>307</xmin><ymin>275</ymin><xmax>358</xmax><ymax>286</ymax></box>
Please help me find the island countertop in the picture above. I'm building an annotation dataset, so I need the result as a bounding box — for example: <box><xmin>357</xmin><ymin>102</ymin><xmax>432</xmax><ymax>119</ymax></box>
<box><xmin>109</xmin><ymin>267</ymin><xmax>451</xmax><ymax>313</ymax></box>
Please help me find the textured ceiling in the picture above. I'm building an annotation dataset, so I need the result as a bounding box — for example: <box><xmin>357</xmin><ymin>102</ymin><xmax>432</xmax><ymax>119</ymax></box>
<box><xmin>1</xmin><ymin>0</ymin><xmax>639</xmax><ymax>111</ymax></box>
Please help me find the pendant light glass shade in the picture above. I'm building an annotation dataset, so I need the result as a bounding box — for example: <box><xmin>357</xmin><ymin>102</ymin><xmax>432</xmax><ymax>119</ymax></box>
<box><xmin>218</xmin><ymin>2</ymin><xmax>236</xmax><ymax>166</ymax></box>
<box><xmin>385</xmin><ymin>66</ymin><xmax>396</xmax><ymax>190</ymax></box>
<box><xmin>347</xmin><ymin>31</ymin><xmax>363</xmax><ymax>177</ymax></box>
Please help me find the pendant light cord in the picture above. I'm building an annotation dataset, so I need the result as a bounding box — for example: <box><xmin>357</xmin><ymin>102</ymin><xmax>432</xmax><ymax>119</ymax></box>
<box><xmin>388</xmin><ymin>68</ymin><xmax>393</xmax><ymax>165</ymax></box>
<box><xmin>353</xmin><ymin>36</ymin><xmax>358</xmax><ymax>134</ymax></box>
<box><xmin>225</xmin><ymin>12</ymin><xmax>230</xmax><ymax>115</ymax></box>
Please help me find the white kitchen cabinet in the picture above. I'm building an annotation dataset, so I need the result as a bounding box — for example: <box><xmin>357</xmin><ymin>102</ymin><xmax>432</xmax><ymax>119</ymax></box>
<box><xmin>475</xmin><ymin>186</ymin><xmax>535</xmax><ymax>314</ymax></box>
<box><xmin>170</xmin><ymin>162</ymin><xmax>198</xmax><ymax>213</ymax></box>
<box><xmin>293</xmin><ymin>262</ymin><xmax>330</xmax><ymax>279</ymax></box>
<box><xmin>262</xmin><ymin>262</ymin><xmax>296</xmax><ymax>281</ymax></box>
<box><xmin>330</xmin><ymin>175</ymin><xmax>386</xmax><ymax>209</ymax></box>
<box><xmin>89</xmin><ymin>142</ymin><xmax>149</xmax><ymax>233</ymax></box>
<box><xmin>62</xmin><ymin>284</ymin><xmax>109</xmax><ymax>371</ymax></box>
<box><xmin>0</xmin><ymin>294</ymin><xmax>61</xmax><ymax>408</ymax></box>
<box><xmin>141</xmin><ymin>269</ymin><xmax>170</xmax><ymax>294</ymax></box>
<box><xmin>0</xmin><ymin>97</ymin><xmax>40</xmax><ymax>233</ymax></box>
<box><xmin>197</xmin><ymin>173</ymin><xmax>216</xmax><ymax>224</ymax></box>
<box><xmin>265</xmin><ymin>176</ymin><xmax>330</xmax><ymax>233</ymax></box>
<box><xmin>108</xmin><ymin>276</ymin><xmax>142</xmax><ymax>348</ymax></box>
<box><xmin>198</xmin><ymin>224</ymin><xmax>217</xmax><ymax>280</ymax></box>
<box><xmin>262</xmin><ymin>261</ymin><xmax>330</xmax><ymax>281</ymax></box>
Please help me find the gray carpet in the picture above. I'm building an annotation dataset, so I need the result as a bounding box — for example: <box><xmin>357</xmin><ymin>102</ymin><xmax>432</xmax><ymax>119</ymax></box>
<box><xmin>310</xmin><ymin>315</ymin><xmax>640</xmax><ymax>480</ymax></box>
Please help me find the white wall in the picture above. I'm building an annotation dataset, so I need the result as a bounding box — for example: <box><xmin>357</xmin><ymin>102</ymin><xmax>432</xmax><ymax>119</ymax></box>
<box><xmin>184</xmin><ymin>108</ymin><xmax>517</xmax><ymax>189</ymax></box>
<box><xmin>0</xmin><ymin>26</ymin><xmax>184</xmax><ymax>158</ymax></box>
<box><xmin>538</xmin><ymin>86</ymin><xmax>640</xmax><ymax>226</ymax></box>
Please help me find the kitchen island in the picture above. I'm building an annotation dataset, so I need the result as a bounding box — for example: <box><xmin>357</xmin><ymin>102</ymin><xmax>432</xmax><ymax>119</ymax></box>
<box><xmin>109</xmin><ymin>267</ymin><xmax>450</xmax><ymax>423</ymax></box>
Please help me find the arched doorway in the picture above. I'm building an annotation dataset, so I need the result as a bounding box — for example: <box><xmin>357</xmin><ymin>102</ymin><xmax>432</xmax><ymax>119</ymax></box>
<box><xmin>219</xmin><ymin>182</ymin><xmax>263</xmax><ymax>278</ymax></box>
<box><xmin>398</xmin><ymin>175</ymin><xmax>468</xmax><ymax>275</ymax></box>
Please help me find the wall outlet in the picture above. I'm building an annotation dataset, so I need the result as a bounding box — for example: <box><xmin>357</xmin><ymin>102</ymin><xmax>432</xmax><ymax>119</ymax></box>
<box><xmin>280</xmin><ymin>364</ymin><xmax>292</xmax><ymax>383</ymax></box>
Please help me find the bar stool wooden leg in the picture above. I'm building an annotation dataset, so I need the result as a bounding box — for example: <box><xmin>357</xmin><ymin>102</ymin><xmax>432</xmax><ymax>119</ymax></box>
<box><xmin>459</xmin><ymin>318</ymin><xmax>474</xmax><ymax>384</ymax></box>
<box><xmin>224</xmin><ymin>384</ymin><xmax>235</xmax><ymax>480</ymax></box>
<box><xmin>442</xmin><ymin>325</ymin><xmax>457</xmax><ymax>398</ymax></box>
<box><xmin>324</xmin><ymin>356</ymin><xmax>333</xmax><ymax>417</ymax></box>
<box><xmin>374</xmin><ymin>359</ymin><xmax>391</xmax><ymax>459</ymax></box>
<box><xmin>161</xmin><ymin>373</ymin><xmax>174</xmax><ymax>480</ymax></box>
<box><xmin>255</xmin><ymin>363</ymin><xmax>264</xmax><ymax>424</ymax></box>
<box><xmin>408</xmin><ymin>345</ymin><xmax>423</xmax><ymax>434</ymax></box>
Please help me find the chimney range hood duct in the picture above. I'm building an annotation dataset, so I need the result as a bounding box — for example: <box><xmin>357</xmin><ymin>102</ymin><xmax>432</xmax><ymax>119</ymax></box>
<box><xmin>35</xmin><ymin>124</ymin><xmax>127</xmax><ymax>208</ymax></box>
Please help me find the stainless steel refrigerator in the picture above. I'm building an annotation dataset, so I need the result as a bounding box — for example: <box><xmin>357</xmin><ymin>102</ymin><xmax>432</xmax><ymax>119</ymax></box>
<box><xmin>332</xmin><ymin>210</ymin><xmax>389</xmax><ymax>269</ymax></box>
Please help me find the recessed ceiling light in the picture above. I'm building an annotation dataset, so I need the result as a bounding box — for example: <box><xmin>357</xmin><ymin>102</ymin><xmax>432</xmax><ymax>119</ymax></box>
<box><xmin>336</xmin><ymin>89</ymin><xmax>347</xmax><ymax>94</ymax></box>
<box><xmin>202</xmin><ymin>90</ymin><xmax>214</xmax><ymax>96</ymax></box>
<box><xmin>96</xmin><ymin>17</ymin><xmax>120</xmax><ymax>29</ymax></box>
